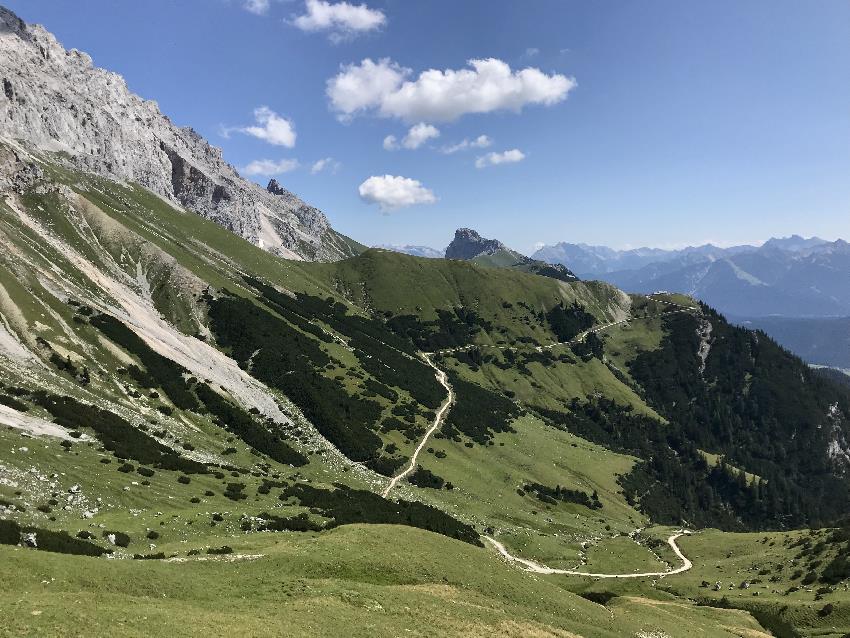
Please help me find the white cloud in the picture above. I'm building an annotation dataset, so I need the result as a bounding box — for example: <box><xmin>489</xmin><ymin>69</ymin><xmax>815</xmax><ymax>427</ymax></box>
<box><xmin>241</xmin><ymin>158</ymin><xmax>300</xmax><ymax>176</ymax></box>
<box><xmin>231</xmin><ymin>106</ymin><xmax>296</xmax><ymax>147</ymax></box>
<box><xmin>441</xmin><ymin>134</ymin><xmax>492</xmax><ymax>154</ymax></box>
<box><xmin>244</xmin><ymin>0</ymin><xmax>270</xmax><ymax>15</ymax></box>
<box><xmin>384</xmin><ymin>123</ymin><xmax>440</xmax><ymax>151</ymax></box>
<box><xmin>401</xmin><ymin>123</ymin><xmax>439</xmax><ymax>149</ymax></box>
<box><xmin>292</xmin><ymin>0</ymin><xmax>385</xmax><ymax>42</ymax></box>
<box><xmin>358</xmin><ymin>175</ymin><xmax>436</xmax><ymax>211</ymax></box>
<box><xmin>382</xmin><ymin>135</ymin><xmax>399</xmax><ymax>150</ymax></box>
<box><xmin>311</xmin><ymin>157</ymin><xmax>340</xmax><ymax>174</ymax></box>
<box><xmin>327</xmin><ymin>57</ymin><xmax>575</xmax><ymax>123</ymax></box>
<box><xmin>475</xmin><ymin>148</ymin><xmax>525</xmax><ymax>168</ymax></box>
<box><xmin>523</xmin><ymin>47</ymin><xmax>540</xmax><ymax>58</ymax></box>
<box><xmin>327</xmin><ymin>58</ymin><xmax>408</xmax><ymax>121</ymax></box>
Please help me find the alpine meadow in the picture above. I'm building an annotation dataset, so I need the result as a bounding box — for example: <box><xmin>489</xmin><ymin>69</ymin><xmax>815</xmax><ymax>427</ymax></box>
<box><xmin>1</xmin><ymin>2</ymin><xmax>850</xmax><ymax>637</ymax></box>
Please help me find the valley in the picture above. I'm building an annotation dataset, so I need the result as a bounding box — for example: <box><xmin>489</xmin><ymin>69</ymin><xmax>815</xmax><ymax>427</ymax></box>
<box><xmin>2</xmin><ymin>151</ymin><xmax>849</xmax><ymax>635</ymax></box>
<box><xmin>1</xmin><ymin>5</ymin><xmax>849</xmax><ymax>636</ymax></box>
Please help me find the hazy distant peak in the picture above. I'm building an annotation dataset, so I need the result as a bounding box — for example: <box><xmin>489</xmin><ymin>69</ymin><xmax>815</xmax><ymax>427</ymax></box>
<box><xmin>375</xmin><ymin>244</ymin><xmax>444</xmax><ymax>258</ymax></box>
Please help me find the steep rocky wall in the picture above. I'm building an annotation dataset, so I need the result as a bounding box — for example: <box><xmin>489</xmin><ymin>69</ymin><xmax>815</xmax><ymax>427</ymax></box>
<box><xmin>0</xmin><ymin>6</ymin><xmax>354</xmax><ymax>262</ymax></box>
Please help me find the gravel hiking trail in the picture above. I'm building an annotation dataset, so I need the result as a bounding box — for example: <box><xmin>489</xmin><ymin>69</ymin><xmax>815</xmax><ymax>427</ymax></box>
<box><xmin>381</xmin><ymin>352</ymin><xmax>454</xmax><ymax>498</ymax></box>
<box><xmin>484</xmin><ymin>532</ymin><xmax>693</xmax><ymax>578</ymax></box>
<box><xmin>379</xmin><ymin>293</ymin><xmax>700</xmax><ymax>577</ymax></box>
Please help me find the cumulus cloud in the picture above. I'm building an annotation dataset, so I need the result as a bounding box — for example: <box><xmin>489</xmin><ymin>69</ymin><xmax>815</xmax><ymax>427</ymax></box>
<box><xmin>292</xmin><ymin>0</ymin><xmax>385</xmax><ymax>42</ymax></box>
<box><xmin>241</xmin><ymin>158</ymin><xmax>300</xmax><ymax>176</ymax></box>
<box><xmin>244</xmin><ymin>0</ymin><xmax>271</xmax><ymax>15</ymax></box>
<box><xmin>327</xmin><ymin>58</ymin><xmax>407</xmax><ymax>120</ymax></box>
<box><xmin>523</xmin><ymin>47</ymin><xmax>540</xmax><ymax>58</ymax></box>
<box><xmin>441</xmin><ymin>134</ymin><xmax>492</xmax><ymax>154</ymax></box>
<box><xmin>382</xmin><ymin>135</ymin><xmax>399</xmax><ymax>150</ymax></box>
<box><xmin>358</xmin><ymin>175</ymin><xmax>436</xmax><ymax>211</ymax></box>
<box><xmin>384</xmin><ymin>123</ymin><xmax>440</xmax><ymax>150</ymax></box>
<box><xmin>475</xmin><ymin>148</ymin><xmax>525</xmax><ymax>168</ymax></box>
<box><xmin>402</xmin><ymin>123</ymin><xmax>440</xmax><ymax>149</ymax></box>
<box><xmin>327</xmin><ymin>57</ymin><xmax>575</xmax><ymax>123</ymax></box>
<box><xmin>311</xmin><ymin>157</ymin><xmax>340</xmax><ymax>174</ymax></box>
<box><xmin>229</xmin><ymin>106</ymin><xmax>297</xmax><ymax>147</ymax></box>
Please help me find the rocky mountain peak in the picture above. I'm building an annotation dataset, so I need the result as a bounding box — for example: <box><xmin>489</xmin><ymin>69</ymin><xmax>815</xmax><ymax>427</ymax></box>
<box><xmin>445</xmin><ymin>228</ymin><xmax>509</xmax><ymax>260</ymax></box>
<box><xmin>0</xmin><ymin>6</ymin><xmax>356</xmax><ymax>262</ymax></box>
<box><xmin>266</xmin><ymin>179</ymin><xmax>289</xmax><ymax>197</ymax></box>
<box><xmin>0</xmin><ymin>6</ymin><xmax>28</xmax><ymax>39</ymax></box>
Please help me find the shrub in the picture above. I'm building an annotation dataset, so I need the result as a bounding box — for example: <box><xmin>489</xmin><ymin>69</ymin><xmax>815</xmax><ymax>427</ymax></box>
<box><xmin>194</xmin><ymin>383</ymin><xmax>307</xmax><ymax>467</ymax></box>
<box><xmin>224</xmin><ymin>483</ymin><xmax>247</xmax><ymax>501</ymax></box>
<box><xmin>523</xmin><ymin>483</ymin><xmax>602</xmax><ymax>510</ymax></box>
<box><xmin>206</xmin><ymin>293</ymin><xmax>387</xmax><ymax>463</ymax></box>
<box><xmin>30</xmin><ymin>392</ymin><xmax>205</xmax><ymax>474</ymax></box>
<box><xmin>442</xmin><ymin>371</ymin><xmax>520</xmax><ymax>444</ymax></box>
<box><xmin>0</xmin><ymin>394</ymin><xmax>29</xmax><ymax>411</ymax></box>
<box><xmin>408</xmin><ymin>467</ymin><xmax>446</xmax><ymax>490</ymax></box>
<box><xmin>0</xmin><ymin>520</ymin><xmax>20</xmax><ymax>544</ymax></box>
<box><xmin>89</xmin><ymin>314</ymin><xmax>200</xmax><ymax>411</ymax></box>
<box><xmin>256</xmin><ymin>512</ymin><xmax>323</xmax><ymax>532</ymax></box>
<box><xmin>133</xmin><ymin>552</ymin><xmax>166</xmax><ymax>560</ymax></box>
<box><xmin>102</xmin><ymin>530</ymin><xmax>131</xmax><ymax>548</ymax></box>
<box><xmin>0</xmin><ymin>521</ymin><xmax>109</xmax><ymax>556</ymax></box>
<box><xmin>206</xmin><ymin>545</ymin><xmax>233</xmax><ymax>555</ymax></box>
<box><xmin>280</xmin><ymin>483</ymin><xmax>481</xmax><ymax>546</ymax></box>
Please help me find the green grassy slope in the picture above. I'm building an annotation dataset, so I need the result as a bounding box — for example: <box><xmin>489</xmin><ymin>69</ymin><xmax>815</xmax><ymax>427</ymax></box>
<box><xmin>0</xmin><ymin>525</ymin><xmax>771</xmax><ymax>638</ymax></box>
<box><xmin>4</xmin><ymin>149</ymin><xmax>846</xmax><ymax>635</ymax></box>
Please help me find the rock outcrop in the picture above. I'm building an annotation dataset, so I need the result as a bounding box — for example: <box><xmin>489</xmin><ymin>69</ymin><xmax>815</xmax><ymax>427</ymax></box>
<box><xmin>445</xmin><ymin>228</ymin><xmax>509</xmax><ymax>260</ymax></box>
<box><xmin>445</xmin><ymin>227</ymin><xmax>577</xmax><ymax>282</ymax></box>
<box><xmin>0</xmin><ymin>6</ymin><xmax>357</xmax><ymax>261</ymax></box>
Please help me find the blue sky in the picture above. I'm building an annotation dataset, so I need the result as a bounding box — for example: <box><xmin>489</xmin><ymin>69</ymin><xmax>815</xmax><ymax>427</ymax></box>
<box><xmin>6</xmin><ymin>0</ymin><xmax>850</xmax><ymax>253</ymax></box>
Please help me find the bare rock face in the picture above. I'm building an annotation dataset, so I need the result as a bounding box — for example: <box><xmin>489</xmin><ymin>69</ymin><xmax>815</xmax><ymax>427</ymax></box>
<box><xmin>445</xmin><ymin>228</ymin><xmax>508</xmax><ymax>260</ymax></box>
<box><xmin>0</xmin><ymin>6</ymin><xmax>356</xmax><ymax>261</ymax></box>
<box><xmin>0</xmin><ymin>143</ymin><xmax>42</xmax><ymax>193</ymax></box>
<box><xmin>444</xmin><ymin>227</ymin><xmax>578</xmax><ymax>282</ymax></box>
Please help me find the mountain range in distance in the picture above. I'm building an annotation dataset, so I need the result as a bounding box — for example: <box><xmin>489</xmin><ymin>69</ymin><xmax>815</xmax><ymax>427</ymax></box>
<box><xmin>532</xmin><ymin>235</ymin><xmax>850</xmax><ymax>317</ymax></box>
<box><xmin>381</xmin><ymin>229</ymin><xmax>577</xmax><ymax>283</ymax></box>
<box><xmin>381</xmin><ymin>233</ymin><xmax>850</xmax><ymax>317</ymax></box>
<box><xmin>532</xmin><ymin>235</ymin><xmax>850</xmax><ymax>367</ymax></box>
<box><xmin>376</xmin><ymin>244</ymin><xmax>444</xmax><ymax>259</ymax></box>
<box><xmin>384</xmin><ymin>233</ymin><xmax>850</xmax><ymax>367</ymax></box>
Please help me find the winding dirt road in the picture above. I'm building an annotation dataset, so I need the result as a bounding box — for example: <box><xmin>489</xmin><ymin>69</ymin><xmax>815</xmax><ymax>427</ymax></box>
<box><xmin>380</xmin><ymin>293</ymin><xmax>699</xmax><ymax>577</ymax></box>
<box><xmin>381</xmin><ymin>353</ymin><xmax>454</xmax><ymax>498</ymax></box>
<box><xmin>484</xmin><ymin>531</ymin><xmax>693</xmax><ymax>578</ymax></box>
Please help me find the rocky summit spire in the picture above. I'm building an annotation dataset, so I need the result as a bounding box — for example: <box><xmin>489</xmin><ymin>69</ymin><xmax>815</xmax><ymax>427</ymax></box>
<box><xmin>445</xmin><ymin>228</ymin><xmax>508</xmax><ymax>260</ymax></box>
<box><xmin>266</xmin><ymin>179</ymin><xmax>288</xmax><ymax>197</ymax></box>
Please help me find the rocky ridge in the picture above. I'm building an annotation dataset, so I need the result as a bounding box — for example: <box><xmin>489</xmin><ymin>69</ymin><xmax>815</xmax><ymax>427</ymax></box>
<box><xmin>0</xmin><ymin>5</ymin><xmax>357</xmax><ymax>261</ymax></box>
<box><xmin>445</xmin><ymin>228</ymin><xmax>510</xmax><ymax>260</ymax></box>
<box><xmin>445</xmin><ymin>227</ymin><xmax>577</xmax><ymax>282</ymax></box>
